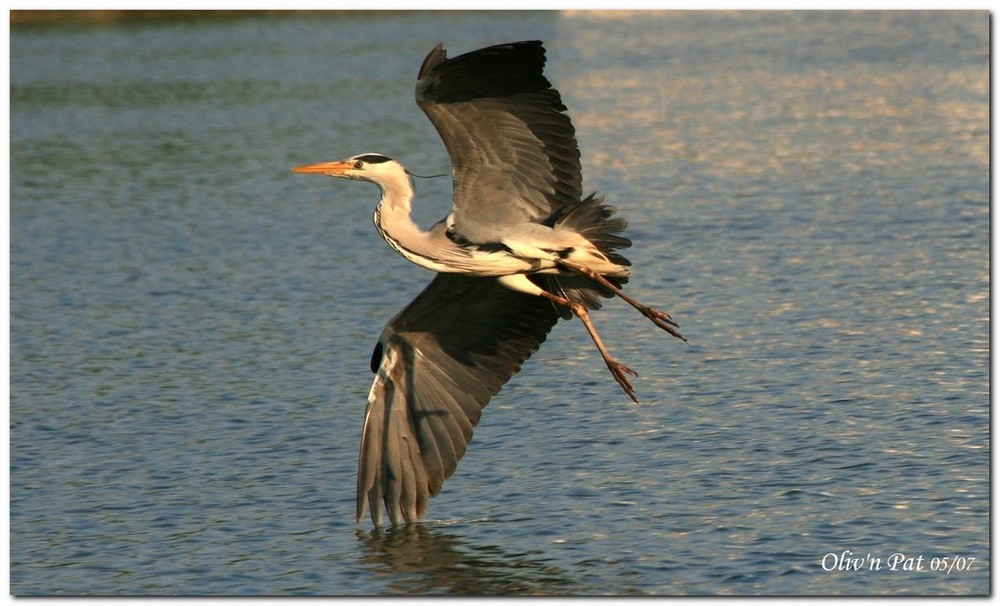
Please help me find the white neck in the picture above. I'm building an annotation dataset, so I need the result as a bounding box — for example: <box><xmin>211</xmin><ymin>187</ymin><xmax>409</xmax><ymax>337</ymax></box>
<box><xmin>371</xmin><ymin>170</ymin><xmax>445</xmax><ymax>270</ymax></box>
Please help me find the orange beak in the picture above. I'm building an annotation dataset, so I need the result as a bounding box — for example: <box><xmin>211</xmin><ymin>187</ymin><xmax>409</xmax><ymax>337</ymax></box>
<box><xmin>290</xmin><ymin>160</ymin><xmax>353</xmax><ymax>175</ymax></box>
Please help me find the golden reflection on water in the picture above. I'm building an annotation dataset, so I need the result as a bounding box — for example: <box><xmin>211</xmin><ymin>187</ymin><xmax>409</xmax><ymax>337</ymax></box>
<box><xmin>565</xmin><ymin>62</ymin><xmax>987</xmax><ymax>178</ymax></box>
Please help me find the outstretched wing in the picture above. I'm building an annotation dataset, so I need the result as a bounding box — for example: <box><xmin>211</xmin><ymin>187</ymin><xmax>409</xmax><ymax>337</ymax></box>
<box><xmin>357</xmin><ymin>274</ymin><xmax>560</xmax><ymax>526</ymax></box>
<box><xmin>416</xmin><ymin>41</ymin><xmax>582</xmax><ymax>243</ymax></box>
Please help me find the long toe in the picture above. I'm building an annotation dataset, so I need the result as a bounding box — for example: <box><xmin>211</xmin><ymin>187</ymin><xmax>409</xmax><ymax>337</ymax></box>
<box><xmin>645</xmin><ymin>308</ymin><xmax>687</xmax><ymax>342</ymax></box>
<box><xmin>607</xmin><ymin>360</ymin><xmax>639</xmax><ymax>403</ymax></box>
<box><xmin>644</xmin><ymin>306</ymin><xmax>678</xmax><ymax>326</ymax></box>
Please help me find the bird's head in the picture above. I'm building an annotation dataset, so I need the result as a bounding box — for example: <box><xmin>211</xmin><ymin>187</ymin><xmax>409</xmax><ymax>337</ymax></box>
<box><xmin>291</xmin><ymin>153</ymin><xmax>407</xmax><ymax>186</ymax></box>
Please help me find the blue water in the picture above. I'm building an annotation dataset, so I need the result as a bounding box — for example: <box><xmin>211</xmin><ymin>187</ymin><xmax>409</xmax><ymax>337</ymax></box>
<box><xmin>10</xmin><ymin>11</ymin><xmax>989</xmax><ymax>595</ymax></box>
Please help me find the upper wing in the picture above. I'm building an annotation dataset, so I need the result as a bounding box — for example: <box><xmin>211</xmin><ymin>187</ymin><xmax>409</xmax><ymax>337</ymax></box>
<box><xmin>357</xmin><ymin>273</ymin><xmax>561</xmax><ymax>526</ymax></box>
<box><xmin>415</xmin><ymin>41</ymin><xmax>582</xmax><ymax>243</ymax></box>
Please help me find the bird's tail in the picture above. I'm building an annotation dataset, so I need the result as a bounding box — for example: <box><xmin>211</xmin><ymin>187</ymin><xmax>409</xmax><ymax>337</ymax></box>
<box><xmin>534</xmin><ymin>193</ymin><xmax>633</xmax><ymax>318</ymax></box>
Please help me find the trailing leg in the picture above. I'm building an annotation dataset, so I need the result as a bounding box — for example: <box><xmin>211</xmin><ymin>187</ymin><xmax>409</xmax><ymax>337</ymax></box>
<box><xmin>559</xmin><ymin>260</ymin><xmax>686</xmax><ymax>342</ymax></box>
<box><xmin>498</xmin><ymin>274</ymin><xmax>640</xmax><ymax>402</ymax></box>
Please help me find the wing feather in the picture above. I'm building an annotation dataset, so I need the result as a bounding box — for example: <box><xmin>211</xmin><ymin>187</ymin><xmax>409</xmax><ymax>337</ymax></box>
<box><xmin>416</xmin><ymin>41</ymin><xmax>583</xmax><ymax>243</ymax></box>
<box><xmin>357</xmin><ymin>274</ymin><xmax>560</xmax><ymax>525</ymax></box>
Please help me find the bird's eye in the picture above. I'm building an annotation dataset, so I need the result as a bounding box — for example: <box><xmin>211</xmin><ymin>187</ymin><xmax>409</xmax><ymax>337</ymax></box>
<box><xmin>353</xmin><ymin>160</ymin><xmax>364</xmax><ymax>169</ymax></box>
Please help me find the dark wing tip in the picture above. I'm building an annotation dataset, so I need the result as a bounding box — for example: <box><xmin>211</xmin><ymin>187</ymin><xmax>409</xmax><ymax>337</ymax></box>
<box><xmin>416</xmin><ymin>40</ymin><xmax>549</xmax><ymax>104</ymax></box>
<box><xmin>418</xmin><ymin>42</ymin><xmax>446</xmax><ymax>81</ymax></box>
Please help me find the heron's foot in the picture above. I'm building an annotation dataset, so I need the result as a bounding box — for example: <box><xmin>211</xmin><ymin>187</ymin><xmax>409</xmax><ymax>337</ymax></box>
<box><xmin>606</xmin><ymin>359</ymin><xmax>639</xmax><ymax>403</ymax></box>
<box><xmin>642</xmin><ymin>307</ymin><xmax>687</xmax><ymax>342</ymax></box>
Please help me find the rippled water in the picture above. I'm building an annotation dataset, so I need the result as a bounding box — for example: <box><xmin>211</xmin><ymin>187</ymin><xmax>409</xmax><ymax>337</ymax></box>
<box><xmin>11</xmin><ymin>11</ymin><xmax>989</xmax><ymax>595</ymax></box>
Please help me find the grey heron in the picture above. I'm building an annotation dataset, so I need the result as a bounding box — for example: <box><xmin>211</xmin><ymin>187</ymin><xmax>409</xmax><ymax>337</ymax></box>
<box><xmin>293</xmin><ymin>41</ymin><xmax>685</xmax><ymax>527</ymax></box>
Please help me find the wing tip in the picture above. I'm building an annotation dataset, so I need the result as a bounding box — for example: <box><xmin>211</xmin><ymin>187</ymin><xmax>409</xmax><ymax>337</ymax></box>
<box><xmin>416</xmin><ymin>39</ymin><xmax>548</xmax><ymax>87</ymax></box>
<box><xmin>418</xmin><ymin>42</ymin><xmax>447</xmax><ymax>80</ymax></box>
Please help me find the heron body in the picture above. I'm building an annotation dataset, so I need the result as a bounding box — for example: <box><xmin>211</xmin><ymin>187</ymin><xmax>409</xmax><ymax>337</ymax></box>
<box><xmin>293</xmin><ymin>41</ymin><xmax>684</xmax><ymax>527</ymax></box>
<box><xmin>294</xmin><ymin>154</ymin><xmax>629</xmax><ymax>280</ymax></box>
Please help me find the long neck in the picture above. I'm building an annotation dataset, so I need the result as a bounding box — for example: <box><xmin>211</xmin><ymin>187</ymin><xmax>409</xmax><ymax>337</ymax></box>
<box><xmin>371</xmin><ymin>171</ymin><xmax>439</xmax><ymax>268</ymax></box>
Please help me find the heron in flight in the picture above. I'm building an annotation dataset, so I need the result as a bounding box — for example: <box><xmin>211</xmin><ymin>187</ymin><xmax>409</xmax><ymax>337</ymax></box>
<box><xmin>293</xmin><ymin>41</ymin><xmax>685</xmax><ymax>527</ymax></box>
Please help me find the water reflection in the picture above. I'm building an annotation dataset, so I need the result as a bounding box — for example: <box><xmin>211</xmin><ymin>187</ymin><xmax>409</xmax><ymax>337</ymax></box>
<box><xmin>356</xmin><ymin>524</ymin><xmax>570</xmax><ymax>595</ymax></box>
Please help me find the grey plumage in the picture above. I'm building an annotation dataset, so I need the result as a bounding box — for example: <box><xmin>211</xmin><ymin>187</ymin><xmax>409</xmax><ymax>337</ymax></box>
<box><xmin>359</xmin><ymin>273</ymin><xmax>560</xmax><ymax>526</ymax></box>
